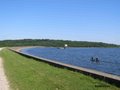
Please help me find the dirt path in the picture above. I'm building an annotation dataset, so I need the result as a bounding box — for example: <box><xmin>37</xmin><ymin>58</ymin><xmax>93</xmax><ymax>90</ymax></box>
<box><xmin>0</xmin><ymin>48</ymin><xmax>9</xmax><ymax>90</ymax></box>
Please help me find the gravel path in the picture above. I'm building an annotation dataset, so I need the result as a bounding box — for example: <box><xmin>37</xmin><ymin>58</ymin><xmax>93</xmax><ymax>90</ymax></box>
<box><xmin>0</xmin><ymin>48</ymin><xmax>9</xmax><ymax>90</ymax></box>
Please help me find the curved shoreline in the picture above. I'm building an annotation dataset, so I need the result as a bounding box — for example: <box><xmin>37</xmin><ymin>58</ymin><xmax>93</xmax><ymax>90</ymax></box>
<box><xmin>10</xmin><ymin>47</ymin><xmax>120</xmax><ymax>87</ymax></box>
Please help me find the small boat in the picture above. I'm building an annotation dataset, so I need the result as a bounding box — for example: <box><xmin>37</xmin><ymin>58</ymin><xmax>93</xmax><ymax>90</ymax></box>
<box><xmin>57</xmin><ymin>47</ymin><xmax>65</xmax><ymax>49</ymax></box>
<box><xmin>57</xmin><ymin>44</ymin><xmax>68</xmax><ymax>49</ymax></box>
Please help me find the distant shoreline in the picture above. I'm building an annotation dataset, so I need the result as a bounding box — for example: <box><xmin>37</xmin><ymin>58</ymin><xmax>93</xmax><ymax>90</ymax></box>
<box><xmin>0</xmin><ymin>39</ymin><xmax>119</xmax><ymax>48</ymax></box>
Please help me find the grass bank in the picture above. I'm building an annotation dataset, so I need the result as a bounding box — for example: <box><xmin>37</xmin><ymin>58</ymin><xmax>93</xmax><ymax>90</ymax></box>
<box><xmin>0</xmin><ymin>49</ymin><xmax>119</xmax><ymax>90</ymax></box>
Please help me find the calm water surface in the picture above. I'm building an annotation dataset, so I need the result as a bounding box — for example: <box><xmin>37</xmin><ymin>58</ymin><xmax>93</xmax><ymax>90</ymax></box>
<box><xmin>21</xmin><ymin>47</ymin><xmax>120</xmax><ymax>76</ymax></box>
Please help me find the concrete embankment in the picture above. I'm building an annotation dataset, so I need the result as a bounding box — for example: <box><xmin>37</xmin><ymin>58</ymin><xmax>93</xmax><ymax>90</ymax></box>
<box><xmin>9</xmin><ymin>47</ymin><xmax>120</xmax><ymax>87</ymax></box>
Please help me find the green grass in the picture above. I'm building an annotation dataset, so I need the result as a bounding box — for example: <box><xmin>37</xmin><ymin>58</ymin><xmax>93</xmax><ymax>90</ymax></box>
<box><xmin>0</xmin><ymin>49</ymin><xmax>120</xmax><ymax>90</ymax></box>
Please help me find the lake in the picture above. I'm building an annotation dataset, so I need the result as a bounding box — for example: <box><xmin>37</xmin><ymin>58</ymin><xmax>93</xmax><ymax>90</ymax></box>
<box><xmin>20</xmin><ymin>47</ymin><xmax>120</xmax><ymax>76</ymax></box>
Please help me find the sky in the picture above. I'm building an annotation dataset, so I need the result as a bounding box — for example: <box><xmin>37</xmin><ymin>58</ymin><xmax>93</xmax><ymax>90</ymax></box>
<box><xmin>0</xmin><ymin>0</ymin><xmax>120</xmax><ymax>44</ymax></box>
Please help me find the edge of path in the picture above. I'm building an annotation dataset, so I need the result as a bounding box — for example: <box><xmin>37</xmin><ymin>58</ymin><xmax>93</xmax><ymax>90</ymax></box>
<box><xmin>0</xmin><ymin>48</ymin><xmax>10</xmax><ymax>90</ymax></box>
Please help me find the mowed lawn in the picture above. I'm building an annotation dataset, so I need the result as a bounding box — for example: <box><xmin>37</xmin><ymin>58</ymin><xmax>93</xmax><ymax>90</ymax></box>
<box><xmin>0</xmin><ymin>49</ymin><xmax>119</xmax><ymax>90</ymax></box>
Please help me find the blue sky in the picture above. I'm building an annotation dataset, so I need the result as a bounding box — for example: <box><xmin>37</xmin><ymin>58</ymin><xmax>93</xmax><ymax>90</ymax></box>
<box><xmin>0</xmin><ymin>0</ymin><xmax>120</xmax><ymax>44</ymax></box>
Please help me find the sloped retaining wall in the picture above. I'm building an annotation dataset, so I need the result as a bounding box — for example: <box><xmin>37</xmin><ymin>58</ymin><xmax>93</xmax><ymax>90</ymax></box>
<box><xmin>9</xmin><ymin>47</ymin><xmax>120</xmax><ymax>87</ymax></box>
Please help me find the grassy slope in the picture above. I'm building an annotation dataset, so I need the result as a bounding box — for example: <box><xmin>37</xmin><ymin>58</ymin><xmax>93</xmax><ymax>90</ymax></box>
<box><xmin>0</xmin><ymin>49</ymin><xmax>119</xmax><ymax>90</ymax></box>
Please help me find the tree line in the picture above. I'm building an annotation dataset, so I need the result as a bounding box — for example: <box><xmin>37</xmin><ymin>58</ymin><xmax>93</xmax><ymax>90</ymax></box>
<box><xmin>0</xmin><ymin>39</ymin><xmax>119</xmax><ymax>47</ymax></box>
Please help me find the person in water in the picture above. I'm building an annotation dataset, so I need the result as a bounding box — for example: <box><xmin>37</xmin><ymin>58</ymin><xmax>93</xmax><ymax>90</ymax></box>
<box><xmin>90</xmin><ymin>57</ymin><xmax>100</xmax><ymax>63</ymax></box>
<box><xmin>91</xmin><ymin>57</ymin><xmax>95</xmax><ymax>62</ymax></box>
<box><xmin>95</xmin><ymin>58</ymin><xmax>99</xmax><ymax>63</ymax></box>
